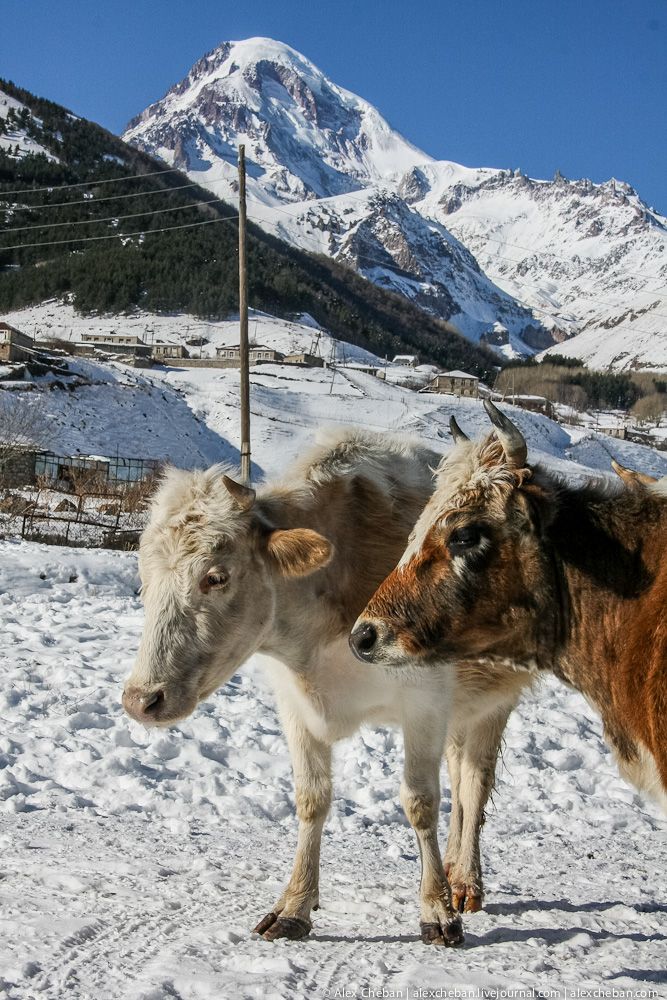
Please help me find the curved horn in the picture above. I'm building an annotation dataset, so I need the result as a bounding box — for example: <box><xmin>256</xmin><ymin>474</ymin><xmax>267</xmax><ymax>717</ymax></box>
<box><xmin>483</xmin><ymin>399</ymin><xmax>528</xmax><ymax>468</ymax></box>
<box><xmin>449</xmin><ymin>415</ymin><xmax>470</xmax><ymax>443</ymax></box>
<box><xmin>223</xmin><ymin>475</ymin><xmax>256</xmax><ymax>511</ymax></box>
<box><xmin>611</xmin><ymin>459</ymin><xmax>657</xmax><ymax>488</ymax></box>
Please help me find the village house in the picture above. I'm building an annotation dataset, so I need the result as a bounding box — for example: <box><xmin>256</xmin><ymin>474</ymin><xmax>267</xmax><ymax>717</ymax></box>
<box><xmin>74</xmin><ymin>333</ymin><xmax>153</xmax><ymax>367</ymax></box>
<box><xmin>215</xmin><ymin>345</ymin><xmax>285</xmax><ymax>366</ymax></box>
<box><xmin>0</xmin><ymin>322</ymin><xmax>33</xmax><ymax>364</ymax></box>
<box><xmin>337</xmin><ymin>361</ymin><xmax>381</xmax><ymax>377</ymax></box>
<box><xmin>392</xmin><ymin>354</ymin><xmax>420</xmax><ymax>367</ymax></box>
<box><xmin>429</xmin><ymin>370</ymin><xmax>479</xmax><ymax>397</ymax></box>
<box><xmin>81</xmin><ymin>333</ymin><xmax>145</xmax><ymax>346</ymax></box>
<box><xmin>600</xmin><ymin>423</ymin><xmax>628</xmax><ymax>441</ymax></box>
<box><xmin>504</xmin><ymin>394</ymin><xmax>555</xmax><ymax>419</ymax></box>
<box><xmin>283</xmin><ymin>352</ymin><xmax>325</xmax><ymax>368</ymax></box>
<box><xmin>152</xmin><ymin>343</ymin><xmax>190</xmax><ymax>360</ymax></box>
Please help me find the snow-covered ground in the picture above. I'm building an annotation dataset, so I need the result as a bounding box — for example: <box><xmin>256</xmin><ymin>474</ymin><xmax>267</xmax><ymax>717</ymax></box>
<box><xmin>1</xmin><ymin>306</ymin><xmax>667</xmax><ymax>997</ymax></box>
<box><xmin>0</xmin><ymin>541</ymin><xmax>665</xmax><ymax>999</ymax></box>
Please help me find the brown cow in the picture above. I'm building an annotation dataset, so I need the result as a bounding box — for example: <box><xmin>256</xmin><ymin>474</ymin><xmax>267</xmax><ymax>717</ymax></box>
<box><xmin>351</xmin><ymin>402</ymin><xmax>667</xmax><ymax>812</ymax></box>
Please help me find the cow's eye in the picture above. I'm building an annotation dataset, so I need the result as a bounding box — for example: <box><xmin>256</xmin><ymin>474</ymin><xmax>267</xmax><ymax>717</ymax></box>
<box><xmin>448</xmin><ymin>525</ymin><xmax>483</xmax><ymax>554</ymax></box>
<box><xmin>200</xmin><ymin>570</ymin><xmax>229</xmax><ymax>593</ymax></box>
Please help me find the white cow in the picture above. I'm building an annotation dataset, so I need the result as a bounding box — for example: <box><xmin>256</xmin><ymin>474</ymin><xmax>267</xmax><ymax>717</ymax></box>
<box><xmin>123</xmin><ymin>428</ymin><xmax>527</xmax><ymax>943</ymax></box>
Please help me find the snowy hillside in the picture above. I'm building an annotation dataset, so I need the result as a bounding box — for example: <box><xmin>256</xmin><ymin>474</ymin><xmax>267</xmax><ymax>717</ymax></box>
<box><xmin>2</xmin><ymin>301</ymin><xmax>379</xmax><ymax>367</ymax></box>
<box><xmin>412</xmin><ymin>165</ymin><xmax>667</xmax><ymax>371</ymax></box>
<box><xmin>124</xmin><ymin>38</ymin><xmax>667</xmax><ymax>370</ymax></box>
<box><xmin>4</xmin><ymin>303</ymin><xmax>667</xmax><ymax>482</ymax></box>
<box><xmin>253</xmin><ymin>189</ymin><xmax>548</xmax><ymax>352</ymax></box>
<box><xmin>0</xmin><ymin>87</ymin><xmax>58</xmax><ymax>161</ymax></box>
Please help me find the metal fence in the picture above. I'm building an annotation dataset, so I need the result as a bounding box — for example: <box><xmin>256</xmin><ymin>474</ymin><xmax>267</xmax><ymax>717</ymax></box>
<box><xmin>20</xmin><ymin>510</ymin><xmax>143</xmax><ymax>550</ymax></box>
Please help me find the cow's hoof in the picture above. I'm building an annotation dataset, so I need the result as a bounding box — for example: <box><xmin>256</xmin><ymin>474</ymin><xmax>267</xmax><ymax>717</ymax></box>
<box><xmin>420</xmin><ymin>917</ymin><xmax>464</xmax><ymax>948</ymax></box>
<box><xmin>253</xmin><ymin>912</ymin><xmax>312</xmax><ymax>941</ymax></box>
<box><xmin>450</xmin><ymin>884</ymin><xmax>483</xmax><ymax>914</ymax></box>
<box><xmin>253</xmin><ymin>911</ymin><xmax>279</xmax><ymax>935</ymax></box>
<box><xmin>263</xmin><ymin>916</ymin><xmax>312</xmax><ymax>941</ymax></box>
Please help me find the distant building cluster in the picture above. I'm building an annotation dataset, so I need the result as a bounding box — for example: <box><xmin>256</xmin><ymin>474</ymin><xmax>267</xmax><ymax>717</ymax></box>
<box><xmin>0</xmin><ymin>321</ymin><xmax>562</xmax><ymax>423</ymax></box>
<box><xmin>0</xmin><ymin>322</ymin><xmax>335</xmax><ymax>371</ymax></box>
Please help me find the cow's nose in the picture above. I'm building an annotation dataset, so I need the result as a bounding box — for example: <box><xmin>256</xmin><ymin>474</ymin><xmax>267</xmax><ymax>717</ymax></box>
<box><xmin>349</xmin><ymin>621</ymin><xmax>380</xmax><ymax>662</ymax></box>
<box><xmin>122</xmin><ymin>686</ymin><xmax>165</xmax><ymax>723</ymax></box>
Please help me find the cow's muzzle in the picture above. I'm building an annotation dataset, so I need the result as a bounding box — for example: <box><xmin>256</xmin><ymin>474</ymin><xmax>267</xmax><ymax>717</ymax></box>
<box><xmin>122</xmin><ymin>685</ymin><xmax>166</xmax><ymax>725</ymax></box>
<box><xmin>349</xmin><ymin>618</ymin><xmax>393</xmax><ymax>664</ymax></box>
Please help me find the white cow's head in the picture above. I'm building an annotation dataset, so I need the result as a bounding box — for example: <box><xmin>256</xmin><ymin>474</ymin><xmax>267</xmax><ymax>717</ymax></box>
<box><xmin>123</xmin><ymin>466</ymin><xmax>332</xmax><ymax>726</ymax></box>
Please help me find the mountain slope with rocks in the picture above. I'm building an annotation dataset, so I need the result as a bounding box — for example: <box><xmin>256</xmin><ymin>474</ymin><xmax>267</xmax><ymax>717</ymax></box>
<box><xmin>125</xmin><ymin>37</ymin><xmax>667</xmax><ymax>369</ymax></box>
<box><xmin>123</xmin><ymin>38</ymin><xmax>552</xmax><ymax>355</ymax></box>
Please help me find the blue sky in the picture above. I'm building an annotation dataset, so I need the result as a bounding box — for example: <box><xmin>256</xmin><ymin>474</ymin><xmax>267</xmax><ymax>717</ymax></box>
<box><xmin>2</xmin><ymin>0</ymin><xmax>666</xmax><ymax>212</ymax></box>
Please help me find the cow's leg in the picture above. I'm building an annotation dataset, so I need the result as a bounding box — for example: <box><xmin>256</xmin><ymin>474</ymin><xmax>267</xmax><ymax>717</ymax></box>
<box><xmin>443</xmin><ymin>726</ymin><xmax>464</xmax><ymax>884</ymax></box>
<box><xmin>254</xmin><ymin>709</ymin><xmax>332</xmax><ymax>941</ymax></box>
<box><xmin>401</xmin><ymin>710</ymin><xmax>464</xmax><ymax>947</ymax></box>
<box><xmin>445</xmin><ymin>706</ymin><xmax>513</xmax><ymax>913</ymax></box>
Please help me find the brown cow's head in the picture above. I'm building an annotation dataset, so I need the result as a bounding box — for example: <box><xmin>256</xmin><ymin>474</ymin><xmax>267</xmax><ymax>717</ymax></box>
<box><xmin>123</xmin><ymin>466</ymin><xmax>332</xmax><ymax>727</ymax></box>
<box><xmin>350</xmin><ymin>402</ymin><xmax>556</xmax><ymax>668</ymax></box>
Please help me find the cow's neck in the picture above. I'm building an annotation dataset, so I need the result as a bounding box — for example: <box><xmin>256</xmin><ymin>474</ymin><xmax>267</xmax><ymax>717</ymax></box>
<box><xmin>256</xmin><ymin>476</ymin><xmax>428</xmax><ymax>672</ymax></box>
<box><xmin>544</xmin><ymin>483</ymin><xmax>667</xmax><ymax>708</ymax></box>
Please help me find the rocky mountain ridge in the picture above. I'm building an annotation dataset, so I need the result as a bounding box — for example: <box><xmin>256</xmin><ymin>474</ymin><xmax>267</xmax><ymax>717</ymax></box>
<box><xmin>124</xmin><ymin>37</ymin><xmax>667</xmax><ymax>369</ymax></box>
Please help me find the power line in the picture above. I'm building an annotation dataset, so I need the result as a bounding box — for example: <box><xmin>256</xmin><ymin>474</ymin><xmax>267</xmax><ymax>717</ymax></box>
<box><xmin>0</xmin><ymin>179</ymin><xmax>207</xmax><ymax>212</ymax></box>
<box><xmin>2</xmin><ymin>162</ymin><xmax>665</xmax><ymax>337</ymax></box>
<box><xmin>2</xmin><ymin>195</ymin><xmax>233</xmax><ymax>233</ymax></box>
<box><xmin>0</xmin><ymin>160</ymin><xmax>243</xmax><ymax>212</ymax></box>
<box><xmin>9</xmin><ymin>180</ymin><xmax>664</xmax><ymax>321</ymax></box>
<box><xmin>3</xmin><ymin>189</ymin><xmax>665</xmax><ymax>337</ymax></box>
<box><xmin>4</xmin><ymin>157</ymin><xmax>665</xmax><ymax>289</ymax></box>
<box><xmin>1</xmin><ymin>165</ymin><xmax>187</xmax><ymax>196</ymax></box>
<box><xmin>0</xmin><ymin>212</ymin><xmax>240</xmax><ymax>250</ymax></box>
<box><xmin>1</xmin><ymin>149</ymin><xmax>246</xmax><ymax>198</ymax></box>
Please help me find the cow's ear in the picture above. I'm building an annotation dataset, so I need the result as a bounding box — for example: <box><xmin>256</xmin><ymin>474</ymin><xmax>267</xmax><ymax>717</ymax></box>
<box><xmin>520</xmin><ymin>481</ymin><xmax>554</xmax><ymax>536</ymax></box>
<box><xmin>265</xmin><ymin>528</ymin><xmax>333</xmax><ymax>577</ymax></box>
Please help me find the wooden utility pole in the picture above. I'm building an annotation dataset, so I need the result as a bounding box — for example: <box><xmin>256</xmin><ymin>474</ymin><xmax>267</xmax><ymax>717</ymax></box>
<box><xmin>238</xmin><ymin>144</ymin><xmax>251</xmax><ymax>484</ymax></box>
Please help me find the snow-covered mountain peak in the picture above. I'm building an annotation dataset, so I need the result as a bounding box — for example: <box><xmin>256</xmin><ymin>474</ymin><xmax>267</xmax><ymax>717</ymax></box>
<box><xmin>124</xmin><ymin>37</ymin><xmax>429</xmax><ymax>204</ymax></box>
<box><xmin>124</xmin><ymin>39</ymin><xmax>667</xmax><ymax>370</ymax></box>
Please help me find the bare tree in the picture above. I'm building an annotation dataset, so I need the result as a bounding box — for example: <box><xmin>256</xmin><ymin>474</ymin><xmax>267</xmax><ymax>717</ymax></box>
<box><xmin>0</xmin><ymin>392</ymin><xmax>51</xmax><ymax>486</ymax></box>
<box><xmin>631</xmin><ymin>392</ymin><xmax>667</xmax><ymax>427</ymax></box>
